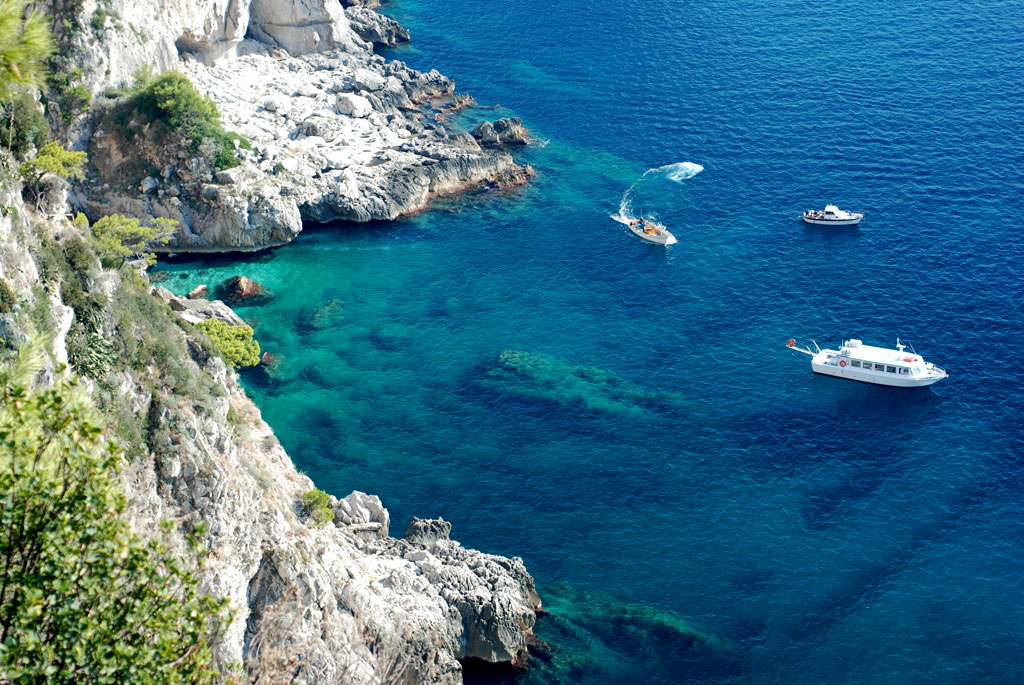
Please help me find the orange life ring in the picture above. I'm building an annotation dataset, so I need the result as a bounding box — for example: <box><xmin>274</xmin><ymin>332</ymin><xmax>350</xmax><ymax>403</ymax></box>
<box><xmin>786</xmin><ymin>338</ymin><xmax>796</xmax><ymax>348</ymax></box>
<box><xmin>839</xmin><ymin>360</ymin><xmax>847</xmax><ymax>367</ymax></box>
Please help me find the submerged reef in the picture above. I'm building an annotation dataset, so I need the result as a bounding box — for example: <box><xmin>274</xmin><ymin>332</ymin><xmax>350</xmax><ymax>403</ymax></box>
<box><xmin>476</xmin><ymin>349</ymin><xmax>688</xmax><ymax>418</ymax></box>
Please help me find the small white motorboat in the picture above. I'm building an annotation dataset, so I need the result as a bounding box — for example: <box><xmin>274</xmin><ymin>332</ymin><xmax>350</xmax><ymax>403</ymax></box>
<box><xmin>786</xmin><ymin>337</ymin><xmax>947</xmax><ymax>387</ymax></box>
<box><xmin>801</xmin><ymin>204</ymin><xmax>865</xmax><ymax>226</ymax></box>
<box><xmin>628</xmin><ymin>216</ymin><xmax>677</xmax><ymax>245</ymax></box>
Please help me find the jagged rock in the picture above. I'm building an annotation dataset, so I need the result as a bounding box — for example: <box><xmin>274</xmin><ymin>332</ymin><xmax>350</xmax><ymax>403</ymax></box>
<box><xmin>188</xmin><ymin>284</ymin><xmax>209</xmax><ymax>299</ymax></box>
<box><xmin>141</xmin><ymin>176</ymin><xmax>159</xmax><ymax>193</ymax></box>
<box><xmin>405</xmin><ymin>517</ymin><xmax>452</xmax><ymax>545</ymax></box>
<box><xmin>333</xmin><ymin>491</ymin><xmax>390</xmax><ymax>540</ymax></box>
<box><xmin>335</xmin><ymin>92</ymin><xmax>372</xmax><ymax>118</ymax></box>
<box><xmin>214</xmin><ymin>166</ymin><xmax>259</xmax><ymax>185</ymax></box>
<box><xmin>220</xmin><ymin>275</ymin><xmax>269</xmax><ymax>303</ymax></box>
<box><xmin>398</xmin><ymin>518</ymin><xmax>542</xmax><ymax>665</ymax></box>
<box><xmin>347</xmin><ymin>7</ymin><xmax>410</xmax><ymax>46</ymax></box>
<box><xmin>474</xmin><ymin>117</ymin><xmax>532</xmax><ymax>147</ymax></box>
<box><xmin>157</xmin><ymin>286</ymin><xmax>248</xmax><ymax>326</ymax></box>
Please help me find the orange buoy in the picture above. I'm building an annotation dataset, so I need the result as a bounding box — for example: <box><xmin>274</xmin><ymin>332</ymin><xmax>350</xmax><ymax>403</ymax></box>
<box><xmin>786</xmin><ymin>338</ymin><xmax>796</xmax><ymax>348</ymax></box>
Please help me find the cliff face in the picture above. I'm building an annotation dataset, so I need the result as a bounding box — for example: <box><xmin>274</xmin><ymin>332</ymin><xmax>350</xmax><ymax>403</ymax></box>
<box><xmin>0</xmin><ymin>181</ymin><xmax>541</xmax><ymax>681</ymax></box>
<box><xmin>66</xmin><ymin>0</ymin><xmax>530</xmax><ymax>252</ymax></box>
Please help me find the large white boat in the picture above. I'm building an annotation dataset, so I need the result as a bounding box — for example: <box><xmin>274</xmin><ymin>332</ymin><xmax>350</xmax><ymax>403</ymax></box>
<box><xmin>786</xmin><ymin>337</ymin><xmax>947</xmax><ymax>387</ymax></box>
<box><xmin>801</xmin><ymin>204</ymin><xmax>865</xmax><ymax>226</ymax></box>
<box><xmin>628</xmin><ymin>217</ymin><xmax>677</xmax><ymax>245</ymax></box>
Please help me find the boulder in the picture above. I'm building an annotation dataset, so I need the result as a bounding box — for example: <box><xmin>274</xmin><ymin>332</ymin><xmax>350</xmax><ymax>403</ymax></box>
<box><xmin>473</xmin><ymin>117</ymin><xmax>531</xmax><ymax>147</ymax></box>
<box><xmin>404</xmin><ymin>517</ymin><xmax>452</xmax><ymax>545</ymax></box>
<box><xmin>140</xmin><ymin>176</ymin><xmax>159</xmax><ymax>194</ymax></box>
<box><xmin>352</xmin><ymin>67</ymin><xmax>385</xmax><ymax>92</ymax></box>
<box><xmin>219</xmin><ymin>275</ymin><xmax>269</xmax><ymax>304</ymax></box>
<box><xmin>333</xmin><ymin>490</ymin><xmax>390</xmax><ymax>540</ymax></box>
<box><xmin>188</xmin><ymin>284</ymin><xmax>210</xmax><ymax>299</ymax></box>
<box><xmin>335</xmin><ymin>92</ymin><xmax>372</xmax><ymax>118</ymax></box>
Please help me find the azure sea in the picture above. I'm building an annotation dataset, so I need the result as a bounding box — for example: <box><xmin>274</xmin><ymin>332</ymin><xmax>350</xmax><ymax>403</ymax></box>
<box><xmin>159</xmin><ymin>0</ymin><xmax>1024</xmax><ymax>681</ymax></box>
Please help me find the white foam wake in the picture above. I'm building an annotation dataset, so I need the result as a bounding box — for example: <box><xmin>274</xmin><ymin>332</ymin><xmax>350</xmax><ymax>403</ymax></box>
<box><xmin>611</xmin><ymin>161</ymin><xmax>704</xmax><ymax>225</ymax></box>
<box><xmin>661</xmin><ymin>161</ymin><xmax>704</xmax><ymax>182</ymax></box>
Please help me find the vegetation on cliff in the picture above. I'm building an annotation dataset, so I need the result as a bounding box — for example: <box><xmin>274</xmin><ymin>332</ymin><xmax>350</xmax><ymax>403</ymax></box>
<box><xmin>0</xmin><ymin>346</ymin><xmax>232</xmax><ymax>683</ymax></box>
<box><xmin>196</xmin><ymin>318</ymin><xmax>260</xmax><ymax>370</ymax></box>
<box><xmin>115</xmin><ymin>68</ymin><xmax>252</xmax><ymax>172</ymax></box>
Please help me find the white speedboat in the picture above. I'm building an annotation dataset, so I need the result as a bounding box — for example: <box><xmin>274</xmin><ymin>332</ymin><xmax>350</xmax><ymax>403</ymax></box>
<box><xmin>801</xmin><ymin>204</ymin><xmax>865</xmax><ymax>226</ymax></box>
<box><xmin>628</xmin><ymin>217</ymin><xmax>677</xmax><ymax>245</ymax></box>
<box><xmin>786</xmin><ymin>337</ymin><xmax>947</xmax><ymax>387</ymax></box>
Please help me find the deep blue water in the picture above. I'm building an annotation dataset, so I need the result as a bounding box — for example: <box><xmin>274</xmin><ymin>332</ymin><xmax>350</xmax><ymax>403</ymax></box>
<box><xmin>161</xmin><ymin>0</ymin><xmax>1024</xmax><ymax>681</ymax></box>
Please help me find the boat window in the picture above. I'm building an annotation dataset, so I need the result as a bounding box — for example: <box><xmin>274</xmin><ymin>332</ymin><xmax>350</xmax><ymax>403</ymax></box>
<box><xmin>899</xmin><ymin>368</ymin><xmax>909</xmax><ymax>375</ymax></box>
<box><xmin>850</xmin><ymin>360</ymin><xmax>861</xmax><ymax>368</ymax></box>
<box><xmin>886</xmin><ymin>366</ymin><xmax>896</xmax><ymax>374</ymax></box>
<box><xmin>874</xmin><ymin>364</ymin><xmax>886</xmax><ymax>371</ymax></box>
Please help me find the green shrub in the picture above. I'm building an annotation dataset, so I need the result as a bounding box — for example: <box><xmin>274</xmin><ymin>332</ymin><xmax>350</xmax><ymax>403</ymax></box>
<box><xmin>0</xmin><ymin>344</ymin><xmax>232</xmax><ymax>682</ymax></box>
<box><xmin>196</xmin><ymin>318</ymin><xmax>260</xmax><ymax>370</ymax></box>
<box><xmin>129</xmin><ymin>70</ymin><xmax>250</xmax><ymax>171</ymax></box>
<box><xmin>90</xmin><ymin>213</ymin><xmax>174</xmax><ymax>268</ymax></box>
<box><xmin>0</xmin><ymin>279</ymin><xmax>15</xmax><ymax>313</ymax></box>
<box><xmin>0</xmin><ymin>93</ymin><xmax>48</xmax><ymax>159</ymax></box>
<box><xmin>301</xmin><ymin>487</ymin><xmax>333</xmax><ymax>526</ymax></box>
<box><xmin>90</xmin><ymin>7</ymin><xmax>107</xmax><ymax>31</ymax></box>
<box><xmin>18</xmin><ymin>141</ymin><xmax>87</xmax><ymax>208</ymax></box>
<box><xmin>67</xmin><ymin>327</ymin><xmax>116</xmax><ymax>379</ymax></box>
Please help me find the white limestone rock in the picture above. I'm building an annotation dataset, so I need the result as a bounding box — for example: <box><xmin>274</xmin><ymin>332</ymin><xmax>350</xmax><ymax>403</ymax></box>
<box><xmin>335</xmin><ymin>92</ymin><xmax>372</xmax><ymax>118</ymax></box>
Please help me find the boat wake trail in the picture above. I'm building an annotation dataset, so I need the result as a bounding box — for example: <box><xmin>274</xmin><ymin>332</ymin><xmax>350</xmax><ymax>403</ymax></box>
<box><xmin>612</xmin><ymin>161</ymin><xmax>704</xmax><ymax>225</ymax></box>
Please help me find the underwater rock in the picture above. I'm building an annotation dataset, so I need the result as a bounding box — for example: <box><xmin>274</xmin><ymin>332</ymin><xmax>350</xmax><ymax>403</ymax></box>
<box><xmin>259</xmin><ymin>351</ymin><xmax>276</xmax><ymax>367</ymax></box>
<box><xmin>297</xmin><ymin>298</ymin><xmax>344</xmax><ymax>332</ymax></box>
<box><xmin>522</xmin><ymin>583</ymin><xmax>740</xmax><ymax>682</ymax></box>
<box><xmin>476</xmin><ymin>349</ymin><xmax>687</xmax><ymax>417</ymax></box>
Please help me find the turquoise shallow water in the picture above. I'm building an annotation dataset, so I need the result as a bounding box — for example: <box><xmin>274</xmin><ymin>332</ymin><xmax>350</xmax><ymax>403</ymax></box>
<box><xmin>161</xmin><ymin>0</ymin><xmax>1024</xmax><ymax>681</ymax></box>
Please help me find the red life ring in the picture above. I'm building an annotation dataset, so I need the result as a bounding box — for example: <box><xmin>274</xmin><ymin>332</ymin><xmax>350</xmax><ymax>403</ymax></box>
<box><xmin>839</xmin><ymin>360</ymin><xmax>847</xmax><ymax>367</ymax></box>
<box><xmin>786</xmin><ymin>338</ymin><xmax>796</xmax><ymax>348</ymax></box>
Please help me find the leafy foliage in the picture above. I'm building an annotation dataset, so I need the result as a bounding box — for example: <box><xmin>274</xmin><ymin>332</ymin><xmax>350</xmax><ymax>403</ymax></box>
<box><xmin>0</xmin><ymin>278</ymin><xmax>15</xmax><ymax>313</ymax></box>
<box><xmin>18</xmin><ymin>141</ymin><xmax>87</xmax><ymax>208</ymax></box>
<box><xmin>89</xmin><ymin>213</ymin><xmax>174</xmax><ymax>267</ymax></box>
<box><xmin>301</xmin><ymin>488</ymin><xmax>334</xmax><ymax>526</ymax></box>
<box><xmin>0</xmin><ymin>0</ymin><xmax>54</xmax><ymax>94</ymax></box>
<box><xmin>0</xmin><ymin>344</ymin><xmax>232</xmax><ymax>683</ymax></box>
<box><xmin>0</xmin><ymin>91</ymin><xmax>47</xmax><ymax>159</ymax></box>
<box><xmin>196</xmin><ymin>318</ymin><xmax>260</xmax><ymax>370</ymax></box>
<box><xmin>131</xmin><ymin>70</ymin><xmax>250</xmax><ymax>171</ymax></box>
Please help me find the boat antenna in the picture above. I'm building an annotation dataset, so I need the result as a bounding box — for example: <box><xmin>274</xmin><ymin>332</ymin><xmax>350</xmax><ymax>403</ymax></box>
<box><xmin>896</xmin><ymin>337</ymin><xmax>905</xmax><ymax>352</ymax></box>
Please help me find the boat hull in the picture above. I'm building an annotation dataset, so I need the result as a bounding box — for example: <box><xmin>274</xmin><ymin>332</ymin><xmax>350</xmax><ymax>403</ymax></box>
<box><xmin>802</xmin><ymin>215</ymin><xmax>864</xmax><ymax>226</ymax></box>
<box><xmin>811</xmin><ymin>362</ymin><xmax>943</xmax><ymax>387</ymax></box>
<box><xmin>628</xmin><ymin>224</ymin><xmax>677</xmax><ymax>245</ymax></box>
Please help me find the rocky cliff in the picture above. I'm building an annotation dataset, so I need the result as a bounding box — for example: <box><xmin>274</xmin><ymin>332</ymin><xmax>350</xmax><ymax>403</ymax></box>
<box><xmin>0</xmin><ymin>175</ymin><xmax>541</xmax><ymax>681</ymax></box>
<box><xmin>63</xmin><ymin>0</ymin><xmax>530</xmax><ymax>252</ymax></box>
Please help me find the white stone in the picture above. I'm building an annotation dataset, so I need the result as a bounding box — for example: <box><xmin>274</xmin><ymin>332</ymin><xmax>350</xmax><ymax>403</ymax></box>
<box><xmin>335</xmin><ymin>92</ymin><xmax>372</xmax><ymax>118</ymax></box>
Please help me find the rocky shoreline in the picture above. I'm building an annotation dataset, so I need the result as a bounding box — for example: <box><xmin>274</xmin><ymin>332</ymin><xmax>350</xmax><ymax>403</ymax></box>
<box><xmin>7</xmin><ymin>0</ymin><xmax>547</xmax><ymax>681</ymax></box>
<box><xmin>68</xmin><ymin>0</ymin><xmax>532</xmax><ymax>254</ymax></box>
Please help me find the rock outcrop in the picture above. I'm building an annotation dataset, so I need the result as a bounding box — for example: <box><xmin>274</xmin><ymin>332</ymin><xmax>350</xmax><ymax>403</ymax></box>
<box><xmin>474</xmin><ymin>117</ymin><xmax>532</xmax><ymax>147</ymax></box>
<box><xmin>347</xmin><ymin>7</ymin><xmax>411</xmax><ymax>46</ymax></box>
<box><xmin>0</xmin><ymin>182</ymin><xmax>542</xmax><ymax>682</ymax></box>
<box><xmin>69</xmin><ymin>0</ymin><xmax>530</xmax><ymax>252</ymax></box>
